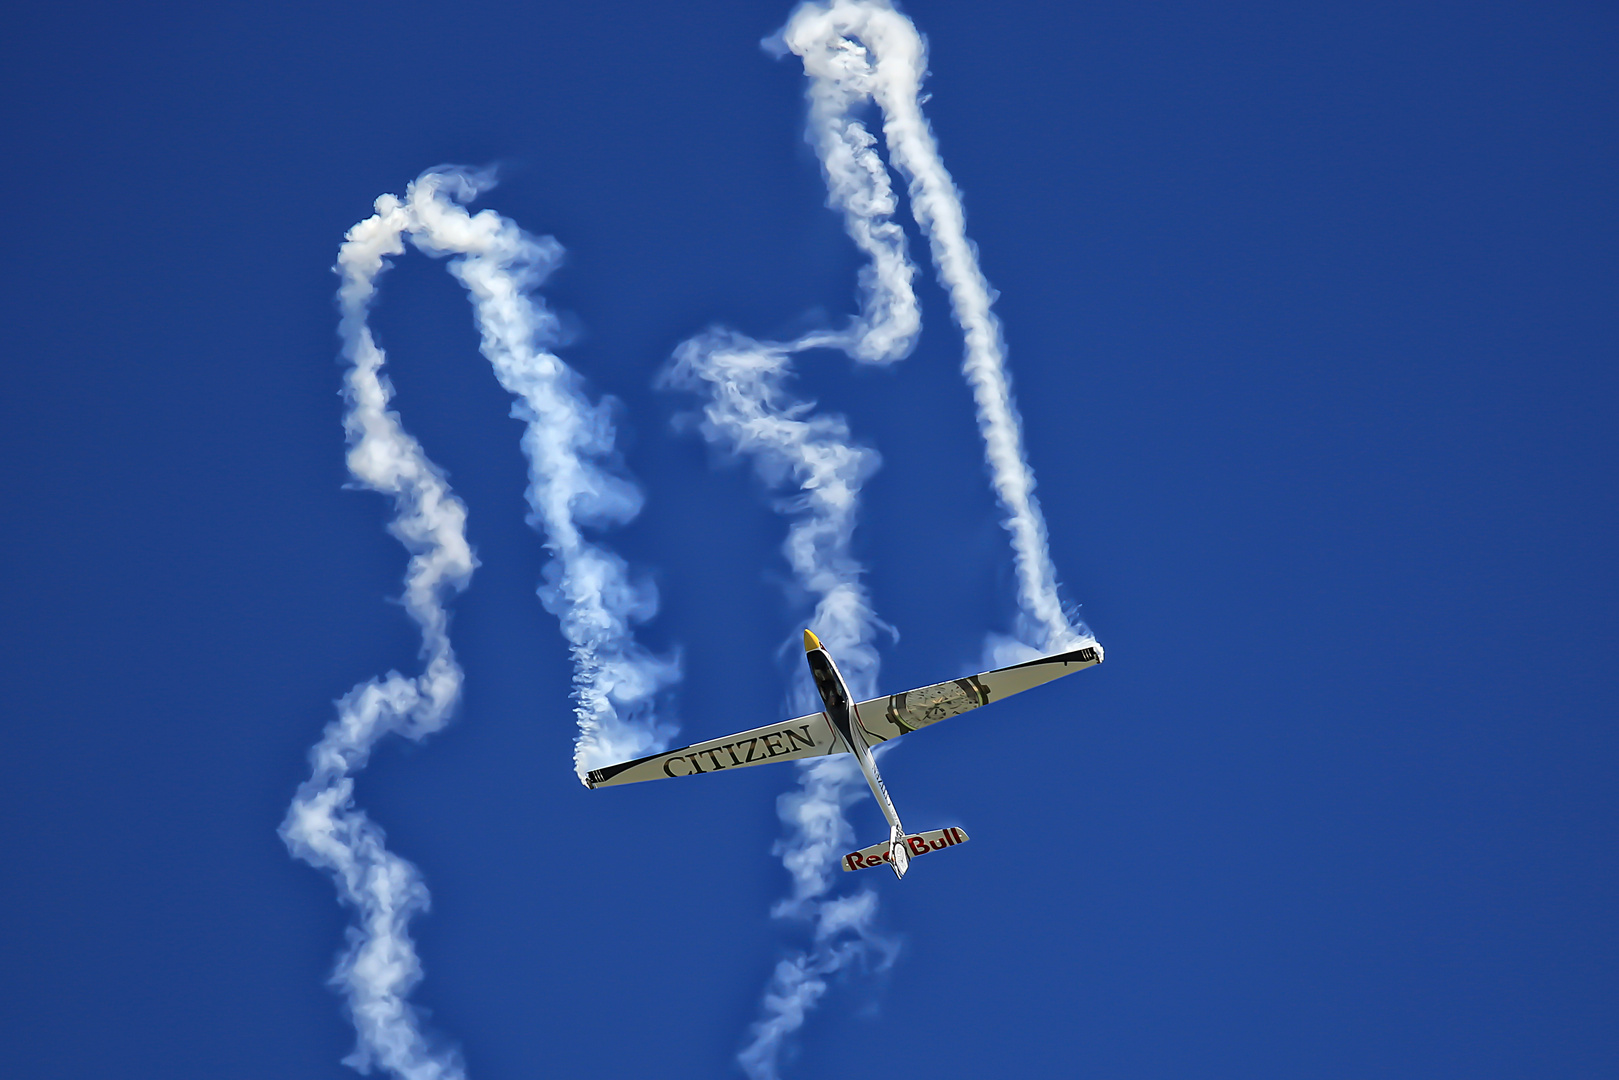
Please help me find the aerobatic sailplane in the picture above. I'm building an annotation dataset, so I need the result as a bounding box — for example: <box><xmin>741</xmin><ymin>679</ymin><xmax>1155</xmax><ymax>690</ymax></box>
<box><xmin>586</xmin><ymin>631</ymin><xmax>1103</xmax><ymax>879</ymax></box>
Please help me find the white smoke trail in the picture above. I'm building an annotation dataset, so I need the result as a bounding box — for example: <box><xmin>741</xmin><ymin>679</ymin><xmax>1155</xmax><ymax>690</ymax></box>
<box><xmin>662</xmin><ymin>333</ymin><xmax>900</xmax><ymax>1080</ymax></box>
<box><xmin>659</xmin><ymin>26</ymin><xmax>924</xmax><ymax>1057</ymax></box>
<box><xmin>787</xmin><ymin>47</ymin><xmax>919</xmax><ymax>365</ymax></box>
<box><xmin>283</xmin><ymin>168</ymin><xmax>675</xmax><ymax>1080</ymax></box>
<box><xmin>781</xmin><ymin>0</ymin><xmax>1087</xmax><ymax>655</ymax></box>
<box><xmin>662</xmin><ymin>36</ymin><xmax>926</xmax><ymax>1072</ymax></box>
<box><xmin>658</xmin><ymin>18</ymin><xmax>927</xmax><ymax>1063</ymax></box>
<box><xmin>669</xmin><ymin>6</ymin><xmax>1095</xmax><ymax>1073</ymax></box>
<box><xmin>660</xmin><ymin>18</ymin><xmax>930</xmax><ymax>1058</ymax></box>
<box><xmin>403</xmin><ymin>170</ymin><xmax>679</xmax><ymax>776</ymax></box>
<box><xmin>281</xmin><ymin>188</ymin><xmax>475</xmax><ymax>1080</ymax></box>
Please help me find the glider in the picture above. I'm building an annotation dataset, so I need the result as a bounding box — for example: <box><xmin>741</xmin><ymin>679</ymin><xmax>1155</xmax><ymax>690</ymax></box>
<box><xmin>586</xmin><ymin>631</ymin><xmax>1103</xmax><ymax>879</ymax></box>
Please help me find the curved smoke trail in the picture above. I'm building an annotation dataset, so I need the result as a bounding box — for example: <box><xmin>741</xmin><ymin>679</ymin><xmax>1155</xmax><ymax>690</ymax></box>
<box><xmin>782</xmin><ymin>0</ymin><xmax>1087</xmax><ymax>655</ymax></box>
<box><xmin>280</xmin><ymin>183</ymin><xmax>476</xmax><ymax>1080</ymax></box>
<box><xmin>662</xmin><ymin>8</ymin><xmax>924</xmax><ymax>1067</ymax></box>
<box><xmin>285</xmin><ymin>1</ymin><xmax>1088</xmax><ymax>1070</ymax></box>
<box><xmin>283</xmin><ymin>167</ymin><xmax>675</xmax><ymax>1080</ymax></box>
<box><xmin>668</xmin><ymin>4</ymin><xmax>1094</xmax><ymax>1075</ymax></box>
<box><xmin>663</xmin><ymin>333</ymin><xmax>901</xmax><ymax>1080</ymax></box>
<box><xmin>406</xmin><ymin>171</ymin><xmax>679</xmax><ymax>776</ymax></box>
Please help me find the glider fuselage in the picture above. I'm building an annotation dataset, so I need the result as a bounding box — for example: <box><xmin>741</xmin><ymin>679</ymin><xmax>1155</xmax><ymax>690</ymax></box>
<box><xmin>804</xmin><ymin>634</ymin><xmax>905</xmax><ymax>834</ymax></box>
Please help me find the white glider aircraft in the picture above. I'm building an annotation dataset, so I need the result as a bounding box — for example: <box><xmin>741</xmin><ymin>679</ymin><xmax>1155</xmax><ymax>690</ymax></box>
<box><xmin>586</xmin><ymin>631</ymin><xmax>1103</xmax><ymax>879</ymax></box>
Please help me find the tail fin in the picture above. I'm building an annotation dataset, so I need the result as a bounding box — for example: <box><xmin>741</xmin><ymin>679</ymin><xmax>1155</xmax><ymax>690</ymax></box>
<box><xmin>842</xmin><ymin>827</ymin><xmax>970</xmax><ymax>876</ymax></box>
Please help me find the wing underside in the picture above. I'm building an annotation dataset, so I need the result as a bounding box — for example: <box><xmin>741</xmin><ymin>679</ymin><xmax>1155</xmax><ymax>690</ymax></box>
<box><xmin>583</xmin><ymin>711</ymin><xmax>840</xmax><ymax>788</ymax></box>
<box><xmin>583</xmin><ymin>641</ymin><xmax>1102</xmax><ymax>788</ymax></box>
<box><xmin>853</xmin><ymin>642</ymin><xmax>1102</xmax><ymax>744</ymax></box>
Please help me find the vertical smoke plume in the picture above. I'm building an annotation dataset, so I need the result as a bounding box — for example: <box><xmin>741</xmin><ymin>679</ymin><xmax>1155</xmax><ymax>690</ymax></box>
<box><xmin>404</xmin><ymin>170</ymin><xmax>679</xmax><ymax>776</ymax></box>
<box><xmin>781</xmin><ymin>0</ymin><xmax>1087</xmax><ymax>654</ymax></box>
<box><xmin>281</xmin><ymin>185</ymin><xmax>475</xmax><ymax>1080</ymax></box>
<box><xmin>671</xmin><ymin>4</ymin><xmax>1092</xmax><ymax>1074</ymax></box>
<box><xmin>663</xmin><ymin>333</ymin><xmax>900</xmax><ymax>1080</ymax></box>
<box><xmin>283</xmin><ymin>168</ymin><xmax>674</xmax><ymax>1080</ymax></box>
<box><xmin>662</xmin><ymin>14</ymin><xmax>925</xmax><ymax>1068</ymax></box>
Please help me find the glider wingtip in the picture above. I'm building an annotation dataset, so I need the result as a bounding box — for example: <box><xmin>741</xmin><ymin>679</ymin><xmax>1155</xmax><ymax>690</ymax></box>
<box><xmin>803</xmin><ymin>629</ymin><xmax>821</xmax><ymax>652</ymax></box>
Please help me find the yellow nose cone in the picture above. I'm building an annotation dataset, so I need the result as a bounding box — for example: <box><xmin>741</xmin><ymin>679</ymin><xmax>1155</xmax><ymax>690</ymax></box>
<box><xmin>803</xmin><ymin>629</ymin><xmax>822</xmax><ymax>653</ymax></box>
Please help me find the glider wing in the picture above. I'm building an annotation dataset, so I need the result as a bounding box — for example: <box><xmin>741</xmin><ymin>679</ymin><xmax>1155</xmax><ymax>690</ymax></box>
<box><xmin>854</xmin><ymin>642</ymin><xmax>1103</xmax><ymax>744</ymax></box>
<box><xmin>583</xmin><ymin>710</ymin><xmax>840</xmax><ymax>788</ymax></box>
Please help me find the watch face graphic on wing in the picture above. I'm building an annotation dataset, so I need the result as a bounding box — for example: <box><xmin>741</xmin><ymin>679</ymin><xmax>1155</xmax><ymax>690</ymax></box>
<box><xmin>884</xmin><ymin>677</ymin><xmax>992</xmax><ymax>734</ymax></box>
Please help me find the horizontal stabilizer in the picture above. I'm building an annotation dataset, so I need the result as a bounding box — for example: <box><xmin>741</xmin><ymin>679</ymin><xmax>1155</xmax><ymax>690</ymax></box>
<box><xmin>843</xmin><ymin>827</ymin><xmax>970</xmax><ymax>872</ymax></box>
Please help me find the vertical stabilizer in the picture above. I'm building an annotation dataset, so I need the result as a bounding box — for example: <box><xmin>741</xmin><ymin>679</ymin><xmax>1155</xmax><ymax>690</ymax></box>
<box><xmin>887</xmin><ymin>823</ymin><xmax>910</xmax><ymax>879</ymax></box>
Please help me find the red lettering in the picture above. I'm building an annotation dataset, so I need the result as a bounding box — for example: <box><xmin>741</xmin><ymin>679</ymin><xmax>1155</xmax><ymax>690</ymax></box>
<box><xmin>929</xmin><ymin>838</ymin><xmax>945</xmax><ymax>851</ymax></box>
<box><xmin>845</xmin><ymin>852</ymin><xmax>865</xmax><ymax>870</ymax></box>
<box><xmin>908</xmin><ymin>836</ymin><xmax>929</xmax><ymax>856</ymax></box>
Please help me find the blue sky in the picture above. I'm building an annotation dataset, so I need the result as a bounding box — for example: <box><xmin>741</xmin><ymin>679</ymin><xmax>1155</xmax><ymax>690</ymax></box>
<box><xmin>1</xmin><ymin>2</ymin><xmax>1615</xmax><ymax>1078</ymax></box>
